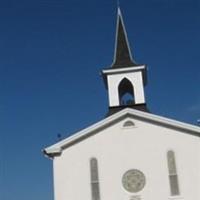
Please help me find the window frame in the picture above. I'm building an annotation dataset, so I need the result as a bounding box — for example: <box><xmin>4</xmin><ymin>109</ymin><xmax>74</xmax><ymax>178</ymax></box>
<box><xmin>167</xmin><ymin>150</ymin><xmax>180</xmax><ymax>196</ymax></box>
<box><xmin>90</xmin><ymin>158</ymin><xmax>101</xmax><ymax>200</ymax></box>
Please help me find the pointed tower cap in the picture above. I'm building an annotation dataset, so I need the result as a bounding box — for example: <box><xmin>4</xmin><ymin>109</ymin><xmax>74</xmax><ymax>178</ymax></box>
<box><xmin>111</xmin><ymin>7</ymin><xmax>137</xmax><ymax>68</ymax></box>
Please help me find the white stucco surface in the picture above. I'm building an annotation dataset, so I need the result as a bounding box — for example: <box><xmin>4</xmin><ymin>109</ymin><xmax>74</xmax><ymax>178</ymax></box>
<box><xmin>52</xmin><ymin>116</ymin><xmax>200</xmax><ymax>200</ymax></box>
<box><xmin>106</xmin><ymin>70</ymin><xmax>145</xmax><ymax>106</ymax></box>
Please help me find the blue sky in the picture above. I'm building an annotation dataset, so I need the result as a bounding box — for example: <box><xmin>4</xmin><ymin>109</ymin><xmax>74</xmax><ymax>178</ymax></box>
<box><xmin>0</xmin><ymin>0</ymin><xmax>200</xmax><ymax>200</ymax></box>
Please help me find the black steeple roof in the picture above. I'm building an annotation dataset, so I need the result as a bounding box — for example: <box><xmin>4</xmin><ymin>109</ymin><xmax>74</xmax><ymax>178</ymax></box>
<box><xmin>102</xmin><ymin>7</ymin><xmax>149</xmax><ymax>116</ymax></box>
<box><xmin>111</xmin><ymin>7</ymin><xmax>137</xmax><ymax>68</ymax></box>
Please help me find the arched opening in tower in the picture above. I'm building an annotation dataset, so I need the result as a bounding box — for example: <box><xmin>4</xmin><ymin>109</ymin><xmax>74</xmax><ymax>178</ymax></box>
<box><xmin>118</xmin><ymin>78</ymin><xmax>135</xmax><ymax>106</ymax></box>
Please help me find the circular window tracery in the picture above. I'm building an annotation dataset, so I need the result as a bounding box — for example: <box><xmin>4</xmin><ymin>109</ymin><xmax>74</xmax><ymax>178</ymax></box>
<box><xmin>122</xmin><ymin>169</ymin><xmax>146</xmax><ymax>193</ymax></box>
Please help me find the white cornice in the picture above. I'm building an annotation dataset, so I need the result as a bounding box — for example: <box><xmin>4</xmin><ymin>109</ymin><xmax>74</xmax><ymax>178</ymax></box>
<box><xmin>44</xmin><ymin>108</ymin><xmax>200</xmax><ymax>157</ymax></box>
<box><xmin>102</xmin><ymin>65</ymin><xmax>145</xmax><ymax>75</ymax></box>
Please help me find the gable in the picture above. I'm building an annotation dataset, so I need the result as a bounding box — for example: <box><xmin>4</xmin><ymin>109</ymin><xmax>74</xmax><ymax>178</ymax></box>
<box><xmin>44</xmin><ymin>108</ymin><xmax>200</xmax><ymax>157</ymax></box>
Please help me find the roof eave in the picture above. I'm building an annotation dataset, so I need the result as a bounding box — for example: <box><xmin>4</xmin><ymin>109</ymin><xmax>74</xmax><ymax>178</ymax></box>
<box><xmin>43</xmin><ymin>147</ymin><xmax>62</xmax><ymax>158</ymax></box>
<box><xmin>43</xmin><ymin>108</ymin><xmax>200</xmax><ymax>158</ymax></box>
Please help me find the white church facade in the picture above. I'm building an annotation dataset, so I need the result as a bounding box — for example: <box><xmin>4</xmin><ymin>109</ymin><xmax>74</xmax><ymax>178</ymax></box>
<box><xmin>44</xmin><ymin>8</ymin><xmax>200</xmax><ymax>200</ymax></box>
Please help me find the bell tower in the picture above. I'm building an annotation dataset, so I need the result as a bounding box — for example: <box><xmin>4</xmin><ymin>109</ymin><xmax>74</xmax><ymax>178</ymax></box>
<box><xmin>102</xmin><ymin>7</ymin><xmax>148</xmax><ymax>115</ymax></box>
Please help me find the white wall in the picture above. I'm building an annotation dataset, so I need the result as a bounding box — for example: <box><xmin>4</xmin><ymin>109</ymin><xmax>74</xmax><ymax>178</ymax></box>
<box><xmin>53</xmin><ymin>117</ymin><xmax>200</xmax><ymax>200</ymax></box>
<box><xmin>107</xmin><ymin>71</ymin><xmax>145</xmax><ymax>107</ymax></box>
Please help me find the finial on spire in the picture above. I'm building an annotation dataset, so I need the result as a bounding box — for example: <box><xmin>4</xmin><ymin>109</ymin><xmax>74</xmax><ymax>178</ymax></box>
<box><xmin>117</xmin><ymin>5</ymin><xmax>121</xmax><ymax>15</ymax></box>
<box><xmin>111</xmin><ymin>7</ymin><xmax>137</xmax><ymax>68</ymax></box>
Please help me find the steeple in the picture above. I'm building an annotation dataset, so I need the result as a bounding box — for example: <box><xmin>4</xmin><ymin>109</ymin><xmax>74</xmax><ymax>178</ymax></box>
<box><xmin>102</xmin><ymin>7</ymin><xmax>148</xmax><ymax>115</ymax></box>
<box><xmin>112</xmin><ymin>7</ymin><xmax>137</xmax><ymax>68</ymax></box>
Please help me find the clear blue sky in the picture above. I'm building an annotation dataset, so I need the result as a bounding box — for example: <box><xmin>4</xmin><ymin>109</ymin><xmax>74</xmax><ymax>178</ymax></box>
<box><xmin>0</xmin><ymin>0</ymin><xmax>199</xmax><ymax>200</ymax></box>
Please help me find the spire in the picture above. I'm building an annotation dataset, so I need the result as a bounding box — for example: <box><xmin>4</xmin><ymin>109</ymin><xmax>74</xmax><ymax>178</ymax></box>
<box><xmin>112</xmin><ymin>7</ymin><xmax>137</xmax><ymax>68</ymax></box>
<box><xmin>102</xmin><ymin>7</ymin><xmax>148</xmax><ymax>116</ymax></box>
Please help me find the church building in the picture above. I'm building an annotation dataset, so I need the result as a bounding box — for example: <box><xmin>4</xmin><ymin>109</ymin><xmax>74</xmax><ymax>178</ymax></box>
<box><xmin>44</xmin><ymin>7</ymin><xmax>200</xmax><ymax>200</ymax></box>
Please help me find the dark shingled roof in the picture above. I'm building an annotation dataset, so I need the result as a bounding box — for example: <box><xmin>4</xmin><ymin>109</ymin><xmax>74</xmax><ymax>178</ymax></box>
<box><xmin>112</xmin><ymin>8</ymin><xmax>137</xmax><ymax>68</ymax></box>
<box><xmin>106</xmin><ymin>104</ymin><xmax>149</xmax><ymax>117</ymax></box>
